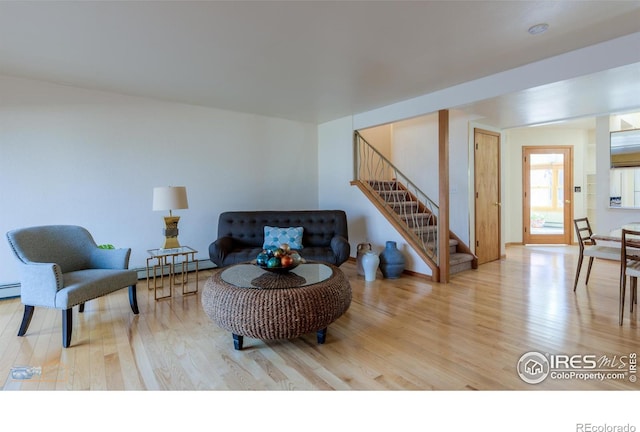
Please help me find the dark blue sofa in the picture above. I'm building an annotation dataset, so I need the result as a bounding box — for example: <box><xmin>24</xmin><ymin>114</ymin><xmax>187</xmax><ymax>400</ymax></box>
<box><xmin>209</xmin><ymin>210</ymin><xmax>350</xmax><ymax>268</ymax></box>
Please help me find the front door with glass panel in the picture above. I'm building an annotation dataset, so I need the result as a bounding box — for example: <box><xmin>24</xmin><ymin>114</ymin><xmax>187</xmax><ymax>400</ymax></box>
<box><xmin>523</xmin><ymin>146</ymin><xmax>573</xmax><ymax>244</ymax></box>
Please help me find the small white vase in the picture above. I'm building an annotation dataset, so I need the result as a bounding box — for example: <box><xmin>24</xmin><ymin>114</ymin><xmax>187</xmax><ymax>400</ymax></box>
<box><xmin>361</xmin><ymin>250</ymin><xmax>379</xmax><ymax>282</ymax></box>
<box><xmin>356</xmin><ymin>242</ymin><xmax>372</xmax><ymax>276</ymax></box>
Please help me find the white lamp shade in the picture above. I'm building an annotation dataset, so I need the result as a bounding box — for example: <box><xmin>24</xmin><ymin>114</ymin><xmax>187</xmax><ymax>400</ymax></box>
<box><xmin>153</xmin><ymin>186</ymin><xmax>189</xmax><ymax>211</ymax></box>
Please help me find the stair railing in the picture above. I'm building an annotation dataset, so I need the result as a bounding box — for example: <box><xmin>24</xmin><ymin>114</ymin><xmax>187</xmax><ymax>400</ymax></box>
<box><xmin>354</xmin><ymin>131</ymin><xmax>440</xmax><ymax>262</ymax></box>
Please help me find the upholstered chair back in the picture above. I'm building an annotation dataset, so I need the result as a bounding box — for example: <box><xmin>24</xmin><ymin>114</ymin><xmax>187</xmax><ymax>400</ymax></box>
<box><xmin>216</xmin><ymin>210</ymin><xmax>348</xmax><ymax>248</ymax></box>
<box><xmin>7</xmin><ymin>225</ymin><xmax>98</xmax><ymax>273</ymax></box>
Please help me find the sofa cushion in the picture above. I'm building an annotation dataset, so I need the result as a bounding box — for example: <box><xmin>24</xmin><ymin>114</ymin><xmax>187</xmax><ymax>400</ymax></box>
<box><xmin>263</xmin><ymin>226</ymin><xmax>304</xmax><ymax>250</ymax></box>
<box><xmin>55</xmin><ymin>268</ymin><xmax>138</xmax><ymax>309</ymax></box>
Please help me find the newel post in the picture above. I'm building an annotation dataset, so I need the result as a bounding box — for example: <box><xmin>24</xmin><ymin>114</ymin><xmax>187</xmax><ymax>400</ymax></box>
<box><xmin>438</xmin><ymin>109</ymin><xmax>450</xmax><ymax>283</ymax></box>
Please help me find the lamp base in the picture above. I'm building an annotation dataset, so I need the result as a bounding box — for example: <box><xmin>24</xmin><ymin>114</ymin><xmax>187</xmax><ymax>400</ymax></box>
<box><xmin>161</xmin><ymin>216</ymin><xmax>181</xmax><ymax>249</ymax></box>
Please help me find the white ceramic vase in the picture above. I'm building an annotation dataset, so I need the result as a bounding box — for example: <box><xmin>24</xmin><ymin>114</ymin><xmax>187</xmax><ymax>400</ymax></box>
<box><xmin>361</xmin><ymin>250</ymin><xmax>379</xmax><ymax>282</ymax></box>
<box><xmin>356</xmin><ymin>242</ymin><xmax>372</xmax><ymax>276</ymax></box>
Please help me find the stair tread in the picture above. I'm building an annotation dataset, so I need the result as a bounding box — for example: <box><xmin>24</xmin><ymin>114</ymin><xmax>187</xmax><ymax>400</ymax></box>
<box><xmin>449</xmin><ymin>253</ymin><xmax>475</xmax><ymax>265</ymax></box>
<box><xmin>378</xmin><ymin>191</ymin><xmax>409</xmax><ymax>198</ymax></box>
<box><xmin>422</xmin><ymin>237</ymin><xmax>458</xmax><ymax>246</ymax></box>
<box><xmin>400</xmin><ymin>213</ymin><xmax>432</xmax><ymax>219</ymax></box>
<box><xmin>413</xmin><ymin>225</ymin><xmax>438</xmax><ymax>234</ymax></box>
<box><xmin>389</xmin><ymin>201</ymin><xmax>418</xmax><ymax>207</ymax></box>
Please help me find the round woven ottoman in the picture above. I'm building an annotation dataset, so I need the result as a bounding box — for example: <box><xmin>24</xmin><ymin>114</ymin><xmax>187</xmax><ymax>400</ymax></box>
<box><xmin>201</xmin><ymin>262</ymin><xmax>351</xmax><ymax>350</ymax></box>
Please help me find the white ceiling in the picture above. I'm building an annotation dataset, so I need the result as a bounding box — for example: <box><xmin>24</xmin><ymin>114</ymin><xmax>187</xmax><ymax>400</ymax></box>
<box><xmin>1</xmin><ymin>1</ymin><xmax>639</xmax><ymax>129</ymax></box>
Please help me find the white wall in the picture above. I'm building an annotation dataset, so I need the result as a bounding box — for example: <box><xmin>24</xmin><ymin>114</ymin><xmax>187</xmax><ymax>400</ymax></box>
<box><xmin>0</xmin><ymin>75</ymin><xmax>318</xmax><ymax>284</ymax></box>
<box><xmin>391</xmin><ymin>114</ymin><xmax>439</xmax><ymax>200</ymax></box>
<box><xmin>359</xmin><ymin>124</ymin><xmax>392</xmax><ymax>160</ymax></box>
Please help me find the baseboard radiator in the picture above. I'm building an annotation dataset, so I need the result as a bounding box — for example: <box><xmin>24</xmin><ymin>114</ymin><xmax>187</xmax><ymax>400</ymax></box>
<box><xmin>0</xmin><ymin>259</ymin><xmax>216</xmax><ymax>300</ymax></box>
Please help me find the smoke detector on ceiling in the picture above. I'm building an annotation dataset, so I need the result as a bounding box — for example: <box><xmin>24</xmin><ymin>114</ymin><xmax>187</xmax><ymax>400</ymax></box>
<box><xmin>528</xmin><ymin>23</ymin><xmax>549</xmax><ymax>35</ymax></box>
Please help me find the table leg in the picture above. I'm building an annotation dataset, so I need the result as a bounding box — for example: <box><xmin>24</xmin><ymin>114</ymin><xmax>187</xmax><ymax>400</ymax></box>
<box><xmin>233</xmin><ymin>334</ymin><xmax>244</xmax><ymax>350</ymax></box>
<box><xmin>154</xmin><ymin>256</ymin><xmax>171</xmax><ymax>300</ymax></box>
<box><xmin>173</xmin><ymin>253</ymin><xmax>184</xmax><ymax>287</ymax></box>
<box><xmin>195</xmin><ymin>257</ymin><xmax>199</xmax><ymax>292</ymax></box>
<box><xmin>170</xmin><ymin>255</ymin><xmax>176</xmax><ymax>293</ymax></box>
<box><xmin>146</xmin><ymin>256</ymin><xmax>166</xmax><ymax>292</ymax></box>
<box><xmin>316</xmin><ymin>328</ymin><xmax>327</xmax><ymax>344</ymax></box>
<box><xmin>181</xmin><ymin>252</ymin><xmax>198</xmax><ymax>296</ymax></box>
<box><xmin>146</xmin><ymin>257</ymin><xmax>151</xmax><ymax>290</ymax></box>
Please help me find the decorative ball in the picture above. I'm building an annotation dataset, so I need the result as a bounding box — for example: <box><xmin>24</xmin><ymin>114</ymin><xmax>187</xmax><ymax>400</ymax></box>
<box><xmin>290</xmin><ymin>252</ymin><xmax>302</xmax><ymax>264</ymax></box>
<box><xmin>256</xmin><ymin>252</ymin><xmax>269</xmax><ymax>266</ymax></box>
<box><xmin>267</xmin><ymin>257</ymin><xmax>280</xmax><ymax>268</ymax></box>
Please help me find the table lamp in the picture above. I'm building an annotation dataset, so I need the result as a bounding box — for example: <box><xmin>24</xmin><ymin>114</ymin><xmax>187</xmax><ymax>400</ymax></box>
<box><xmin>153</xmin><ymin>186</ymin><xmax>188</xmax><ymax>249</ymax></box>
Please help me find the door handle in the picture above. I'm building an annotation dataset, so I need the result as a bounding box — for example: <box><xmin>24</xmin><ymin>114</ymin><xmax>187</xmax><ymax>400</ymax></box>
<box><xmin>494</xmin><ymin>202</ymin><xmax>501</xmax><ymax>206</ymax></box>
<box><xmin>565</xmin><ymin>200</ymin><xmax>571</xmax><ymax>204</ymax></box>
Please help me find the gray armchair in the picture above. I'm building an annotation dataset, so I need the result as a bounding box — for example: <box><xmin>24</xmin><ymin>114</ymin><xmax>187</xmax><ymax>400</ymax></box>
<box><xmin>6</xmin><ymin>225</ymin><xmax>139</xmax><ymax>348</ymax></box>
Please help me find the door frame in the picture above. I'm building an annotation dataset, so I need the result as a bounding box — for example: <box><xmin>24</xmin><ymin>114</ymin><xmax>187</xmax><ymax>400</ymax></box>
<box><xmin>522</xmin><ymin>146</ymin><xmax>573</xmax><ymax>245</ymax></box>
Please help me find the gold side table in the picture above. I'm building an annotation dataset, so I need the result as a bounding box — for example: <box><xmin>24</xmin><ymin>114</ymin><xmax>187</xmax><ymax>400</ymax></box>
<box><xmin>146</xmin><ymin>246</ymin><xmax>199</xmax><ymax>300</ymax></box>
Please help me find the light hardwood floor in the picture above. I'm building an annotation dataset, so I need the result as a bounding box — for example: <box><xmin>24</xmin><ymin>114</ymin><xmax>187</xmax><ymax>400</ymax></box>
<box><xmin>1</xmin><ymin>244</ymin><xmax>638</xmax><ymax>391</ymax></box>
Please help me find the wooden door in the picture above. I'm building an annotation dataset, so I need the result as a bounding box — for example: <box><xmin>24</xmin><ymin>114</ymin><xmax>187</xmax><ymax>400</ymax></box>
<box><xmin>523</xmin><ymin>146</ymin><xmax>573</xmax><ymax>244</ymax></box>
<box><xmin>474</xmin><ymin>129</ymin><xmax>501</xmax><ymax>264</ymax></box>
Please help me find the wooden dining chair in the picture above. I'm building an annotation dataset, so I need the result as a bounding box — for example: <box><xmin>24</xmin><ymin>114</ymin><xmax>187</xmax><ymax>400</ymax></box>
<box><xmin>573</xmin><ymin>217</ymin><xmax>620</xmax><ymax>292</ymax></box>
<box><xmin>619</xmin><ymin>228</ymin><xmax>640</xmax><ymax>325</ymax></box>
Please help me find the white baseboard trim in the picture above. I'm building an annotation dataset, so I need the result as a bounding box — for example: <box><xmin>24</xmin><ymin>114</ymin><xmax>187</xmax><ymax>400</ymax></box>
<box><xmin>0</xmin><ymin>259</ymin><xmax>217</xmax><ymax>300</ymax></box>
<box><xmin>0</xmin><ymin>284</ymin><xmax>20</xmax><ymax>300</ymax></box>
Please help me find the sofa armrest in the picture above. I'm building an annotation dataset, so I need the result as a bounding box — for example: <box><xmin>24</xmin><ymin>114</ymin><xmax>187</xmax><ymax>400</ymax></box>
<box><xmin>18</xmin><ymin>262</ymin><xmax>64</xmax><ymax>307</ymax></box>
<box><xmin>90</xmin><ymin>248</ymin><xmax>131</xmax><ymax>269</ymax></box>
<box><xmin>330</xmin><ymin>235</ymin><xmax>351</xmax><ymax>266</ymax></box>
<box><xmin>209</xmin><ymin>236</ymin><xmax>237</xmax><ymax>267</ymax></box>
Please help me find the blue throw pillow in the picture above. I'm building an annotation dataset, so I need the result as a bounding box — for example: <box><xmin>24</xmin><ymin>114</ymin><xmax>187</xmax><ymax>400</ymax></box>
<box><xmin>263</xmin><ymin>226</ymin><xmax>304</xmax><ymax>250</ymax></box>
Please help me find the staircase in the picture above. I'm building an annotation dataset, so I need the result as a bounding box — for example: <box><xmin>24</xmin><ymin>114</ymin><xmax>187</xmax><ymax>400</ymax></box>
<box><xmin>368</xmin><ymin>180</ymin><xmax>476</xmax><ymax>275</ymax></box>
<box><xmin>353</xmin><ymin>131</ymin><xmax>477</xmax><ymax>280</ymax></box>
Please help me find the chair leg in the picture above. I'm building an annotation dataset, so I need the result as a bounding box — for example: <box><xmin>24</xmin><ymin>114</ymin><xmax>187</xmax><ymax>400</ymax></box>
<box><xmin>620</xmin><ymin>275</ymin><xmax>628</xmax><ymax>326</ymax></box>
<box><xmin>17</xmin><ymin>305</ymin><xmax>35</xmax><ymax>337</ymax></box>
<box><xmin>585</xmin><ymin>257</ymin><xmax>595</xmax><ymax>286</ymax></box>
<box><xmin>632</xmin><ymin>278</ymin><xmax>637</xmax><ymax>313</ymax></box>
<box><xmin>573</xmin><ymin>253</ymin><xmax>584</xmax><ymax>292</ymax></box>
<box><xmin>62</xmin><ymin>308</ymin><xmax>72</xmax><ymax>348</ymax></box>
<box><xmin>129</xmin><ymin>284</ymin><xmax>139</xmax><ymax>314</ymax></box>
